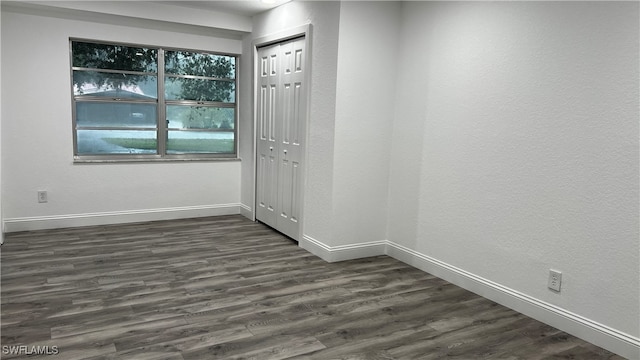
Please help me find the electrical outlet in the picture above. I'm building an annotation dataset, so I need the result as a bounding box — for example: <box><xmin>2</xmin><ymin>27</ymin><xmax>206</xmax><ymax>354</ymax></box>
<box><xmin>548</xmin><ymin>269</ymin><xmax>562</xmax><ymax>292</ymax></box>
<box><xmin>37</xmin><ymin>191</ymin><xmax>48</xmax><ymax>203</ymax></box>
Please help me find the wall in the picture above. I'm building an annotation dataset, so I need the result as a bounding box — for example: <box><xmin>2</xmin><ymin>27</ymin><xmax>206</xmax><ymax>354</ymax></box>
<box><xmin>247</xmin><ymin>1</ymin><xmax>400</xmax><ymax>252</ymax></box>
<box><xmin>1</xmin><ymin>7</ymin><xmax>243</xmax><ymax>231</ymax></box>
<box><xmin>388</xmin><ymin>0</ymin><xmax>639</xmax><ymax>354</ymax></box>
<box><xmin>330</xmin><ymin>1</ymin><xmax>400</xmax><ymax>248</ymax></box>
<box><xmin>239</xmin><ymin>33</ymin><xmax>254</xmax><ymax>219</ymax></box>
<box><xmin>0</xmin><ymin>6</ymin><xmax>3</xmax><ymax>244</ymax></box>
<box><xmin>250</xmin><ymin>4</ymin><xmax>639</xmax><ymax>354</ymax></box>
<box><xmin>247</xmin><ymin>1</ymin><xmax>341</xmax><ymax>244</ymax></box>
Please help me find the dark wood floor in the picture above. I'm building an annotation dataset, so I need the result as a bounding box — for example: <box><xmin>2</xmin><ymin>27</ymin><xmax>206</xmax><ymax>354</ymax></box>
<box><xmin>1</xmin><ymin>215</ymin><xmax>624</xmax><ymax>359</ymax></box>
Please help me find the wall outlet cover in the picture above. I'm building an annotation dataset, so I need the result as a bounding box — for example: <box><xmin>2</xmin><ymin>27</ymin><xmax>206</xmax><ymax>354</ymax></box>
<box><xmin>548</xmin><ymin>269</ymin><xmax>562</xmax><ymax>292</ymax></box>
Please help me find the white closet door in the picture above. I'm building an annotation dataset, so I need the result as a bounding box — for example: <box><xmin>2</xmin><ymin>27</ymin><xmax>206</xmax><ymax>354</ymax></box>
<box><xmin>256</xmin><ymin>43</ymin><xmax>279</xmax><ymax>229</ymax></box>
<box><xmin>256</xmin><ymin>37</ymin><xmax>306</xmax><ymax>240</ymax></box>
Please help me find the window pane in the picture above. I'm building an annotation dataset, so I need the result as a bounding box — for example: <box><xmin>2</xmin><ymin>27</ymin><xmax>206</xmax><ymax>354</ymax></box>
<box><xmin>72</xmin><ymin>41</ymin><xmax>157</xmax><ymax>72</ymax></box>
<box><xmin>73</xmin><ymin>71</ymin><xmax>158</xmax><ymax>99</ymax></box>
<box><xmin>166</xmin><ymin>105</ymin><xmax>234</xmax><ymax>130</ymax></box>
<box><xmin>76</xmin><ymin>102</ymin><xmax>157</xmax><ymax>128</ymax></box>
<box><xmin>77</xmin><ymin>130</ymin><xmax>157</xmax><ymax>155</ymax></box>
<box><xmin>166</xmin><ymin>131</ymin><xmax>234</xmax><ymax>154</ymax></box>
<box><xmin>165</xmin><ymin>77</ymin><xmax>235</xmax><ymax>102</ymax></box>
<box><xmin>71</xmin><ymin>41</ymin><xmax>239</xmax><ymax>160</ymax></box>
<box><xmin>165</xmin><ymin>51</ymin><xmax>235</xmax><ymax>78</ymax></box>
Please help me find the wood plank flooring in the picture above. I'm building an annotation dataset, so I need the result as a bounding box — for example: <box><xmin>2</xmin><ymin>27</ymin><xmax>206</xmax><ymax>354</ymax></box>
<box><xmin>1</xmin><ymin>215</ymin><xmax>625</xmax><ymax>359</ymax></box>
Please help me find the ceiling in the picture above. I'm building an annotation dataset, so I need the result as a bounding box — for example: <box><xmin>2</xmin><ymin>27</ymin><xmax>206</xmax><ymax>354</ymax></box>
<box><xmin>1</xmin><ymin>0</ymin><xmax>294</xmax><ymax>35</ymax></box>
<box><xmin>158</xmin><ymin>0</ymin><xmax>291</xmax><ymax>17</ymax></box>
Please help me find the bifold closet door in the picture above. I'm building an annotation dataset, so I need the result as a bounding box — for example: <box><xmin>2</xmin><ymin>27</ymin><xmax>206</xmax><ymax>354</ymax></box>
<box><xmin>256</xmin><ymin>37</ymin><xmax>306</xmax><ymax>240</ymax></box>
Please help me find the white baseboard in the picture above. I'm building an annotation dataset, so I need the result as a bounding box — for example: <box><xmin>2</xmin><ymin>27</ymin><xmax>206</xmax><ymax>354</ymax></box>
<box><xmin>300</xmin><ymin>234</ymin><xmax>387</xmax><ymax>263</ymax></box>
<box><xmin>298</xmin><ymin>234</ymin><xmax>640</xmax><ymax>360</ymax></box>
<box><xmin>385</xmin><ymin>241</ymin><xmax>640</xmax><ymax>360</ymax></box>
<box><xmin>239</xmin><ymin>204</ymin><xmax>253</xmax><ymax>220</ymax></box>
<box><xmin>3</xmin><ymin>204</ymin><xmax>241</xmax><ymax>233</ymax></box>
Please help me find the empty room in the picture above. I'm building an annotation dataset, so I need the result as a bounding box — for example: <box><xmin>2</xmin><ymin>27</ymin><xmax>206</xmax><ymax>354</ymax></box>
<box><xmin>1</xmin><ymin>1</ymin><xmax>638</xmax><ymax>359</ymax></box>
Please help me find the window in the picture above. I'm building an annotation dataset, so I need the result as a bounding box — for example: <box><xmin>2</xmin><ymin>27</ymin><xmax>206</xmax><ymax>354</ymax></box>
<box><xmin>71</xmin><ymin>40</ymin><xmax>237</xmax><ymax>161</ymax></box>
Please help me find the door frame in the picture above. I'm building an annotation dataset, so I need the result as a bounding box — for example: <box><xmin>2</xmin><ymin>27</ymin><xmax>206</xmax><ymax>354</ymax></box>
<box><xmin>251</xmin><ymin>24</ymin><xmax>312</xmax><ymax>241</ymax></box>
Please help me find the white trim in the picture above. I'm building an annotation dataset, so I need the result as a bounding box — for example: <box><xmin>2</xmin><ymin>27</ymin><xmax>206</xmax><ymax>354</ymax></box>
<box><xmin>384</xmin><ymin>241</ymin><xmax>640</xmax><ymax>360</ymax></box>
<box><xmin>297</xmin><ymin>235</ymin><xmax>640</xmax><ymax>359</ymax></box>
<box><xmin>300</xmin><ymin>234</ymin><xmax>386</xmax><ymax>263</ymax></box>
<box><xmin>3</xmin><ymin>204</ymin><xmax>241</xmax><ymax>232</ymax></box>
<box><xmin>252</xmin><ymin>24</ymin><xmax>311</xmax><ymax>50</ymax></box>
<box><xmin>239</xmin><ymin>203</ymin><xmax>253</xmax><ymax>220</ymax></box>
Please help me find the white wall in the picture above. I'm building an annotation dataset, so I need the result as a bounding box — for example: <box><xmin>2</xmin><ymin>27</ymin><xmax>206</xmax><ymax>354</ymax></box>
<box><xmin>239</xmin><ymin>33</ymin><xmax>254</xmax><ymax>219</ymax></box>
<box><xmin>389</xmin><ymin>0</ymin><xmax>639</xmax><ymax>347</ymax></box>
<box><xmin>259</xmin><ymin>0</ymin><xmax>637</xmax><ymax>355</ymax></box>
<box><xmin>248</xmin><ymin>1</ymin><xmax>341</xmax><ymax>244</ymax></box>
<box><xmin>0</xmin><ymin>5</ymin><xmax>3</xmax><ymax>244</ymax></box>
<box><xmin>1</xmin><ymin>7</ymin><xmax>243</xmax><ymax>231</ymax></box>
<box><xmin>247</xmin><ymin>1</ymin><xmax>401</xmax><ymax>251</ymax></box>
<box><xmin>330</xmin><ymin>1</ymin><xmax>400</xmax><ymax>248</ymax></box>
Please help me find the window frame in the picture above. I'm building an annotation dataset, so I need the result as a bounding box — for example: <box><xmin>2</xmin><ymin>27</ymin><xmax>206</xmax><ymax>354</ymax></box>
<box><xmin>70</xmin><ymin>38</ymin><xmax>239</xmax><ymax>162</ymax></box>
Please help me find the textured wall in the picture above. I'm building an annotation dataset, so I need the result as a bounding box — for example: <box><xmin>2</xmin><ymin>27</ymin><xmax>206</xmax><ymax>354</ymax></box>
<box><xmin>0</xmin><ymin>9</ymin><xmax>3</xmax><ymax>243</ymax></box>
<box><xmin>1</xmin><ymin>9</ymin><xmax>242</xmax><ymax>225</ymax></box>
<box><xmin>389</xmin><ymin>1</ymin><xmax>639</xmax><ymax>337</ymax></box>
<box><xmin>239</xmin><ymin>33</ymin><xmax>254</xmax><ymax>216</ymax></box>
<box><xmin>330</xmin><ymin>1</ymin><xmax>401</xmax><ymax>247</ymax></box>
